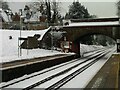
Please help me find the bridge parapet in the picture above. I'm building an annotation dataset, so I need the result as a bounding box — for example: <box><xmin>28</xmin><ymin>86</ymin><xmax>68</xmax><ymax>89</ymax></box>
<box><xmin>58</xmin><ymin>17</ymin><xmax>120</xmax><ymax>55</ymax></box>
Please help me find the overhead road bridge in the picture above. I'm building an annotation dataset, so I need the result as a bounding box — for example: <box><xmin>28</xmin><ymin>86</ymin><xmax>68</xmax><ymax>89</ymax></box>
<box><xmin>20</xmin><ymin>17</ymin><xmax>120</xmax><ymax>57</ymax></box>
<box><xmin>56</xmin><ymin>17</ymin><xmax>120</xmax><ymax>56</ymax></box>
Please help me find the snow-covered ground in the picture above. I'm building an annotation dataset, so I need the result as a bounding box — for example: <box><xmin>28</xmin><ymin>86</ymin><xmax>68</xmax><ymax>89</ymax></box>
<box><xmin>0</xmin><ymin>28</ymin><xmax>66</xmax><ymax>63</ymax></box>
<box><xmin>61</xmin><ymin>51</ymin><xmax>114</xmax><ymax>88</ymax></box>
<box><xmin>1</xmin><ymin>47</ymin><xmax>115</xmax><ymax>89</ymax></box>
<box><xmin>0</xmin><ymin>28</ymin><xmax>116</xmax><ymax>88</ymax></box>
<box><xmin>80</xmin><ymin>44</ymin><xmax>103</xmax><ymax>53</ymax></box>
<box><xmin>0</xmin><ymin>29</ymin><xmax>104</xmax><ymax>63</ymax></box>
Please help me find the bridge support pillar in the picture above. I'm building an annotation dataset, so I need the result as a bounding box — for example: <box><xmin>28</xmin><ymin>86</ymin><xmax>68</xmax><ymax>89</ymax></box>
<box><xmin>117</xmin><ymin>39</ymin><xmax>120</xmax><ymax>52</ymax></box>
<box><xmin>71</xmin><ymin>42</ymin><xmax>80</xmax><ymax>57</ymax></box>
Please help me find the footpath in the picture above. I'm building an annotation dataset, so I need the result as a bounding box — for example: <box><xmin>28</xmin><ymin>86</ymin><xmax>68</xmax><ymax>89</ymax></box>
<box><xmin>85</xmin><ymin>53</ymin><xmax>120</xmax><ymax>89</ymax></box>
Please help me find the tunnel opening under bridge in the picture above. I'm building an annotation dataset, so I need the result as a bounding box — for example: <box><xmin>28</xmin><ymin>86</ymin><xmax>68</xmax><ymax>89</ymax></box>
<box><xmin>70</xmin><ymin>34</ymin><xmax>117</xmax><ymax>57</ymax></box>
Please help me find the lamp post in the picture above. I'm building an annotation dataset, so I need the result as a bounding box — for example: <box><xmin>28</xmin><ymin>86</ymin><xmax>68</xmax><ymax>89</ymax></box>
<box><xmin>18</xmin><ymin>16</ymin><xmax>25</xmax><ymax>57</ymax></box>
<box><xmin>18</xmin><ymin>8</ymin><xmax>31</xmax><ymax>57</ymax></box>
<box><xmin>18</xmin><ymin>16</ymin><xmax>24</xmax><ymax>56</ymax></box>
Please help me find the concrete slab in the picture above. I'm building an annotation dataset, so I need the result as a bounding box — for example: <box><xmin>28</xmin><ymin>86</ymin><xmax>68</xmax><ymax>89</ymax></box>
<box><xmin>1</xmin><ymin>54</ymin><xmax>76</xmax><ymax>82</ymax></box>
<box><xmin>85</xmin><ymin>54</ymin><xmax>120</xmax><ymax>89</ymax></box>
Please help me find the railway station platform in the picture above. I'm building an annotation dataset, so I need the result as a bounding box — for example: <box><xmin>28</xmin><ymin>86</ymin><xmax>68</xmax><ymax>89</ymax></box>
<box><xmin>85</xmin><ymin>53</ymin><xmax>120</xmax><ymax>89</ymax></box>
<box><xmin>1</xmin><ymin>54</ymin><xmax>76</xmax><ymax>82</ymax></box>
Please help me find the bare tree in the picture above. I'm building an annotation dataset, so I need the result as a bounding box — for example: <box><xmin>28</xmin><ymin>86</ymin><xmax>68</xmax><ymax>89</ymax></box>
<box><xmin>28</xmin><ymin>0</ymin><xmax>61</xmax><ymax>25</ymax></box>
<box><xmin>0</xmin><ymin>1</ymin><xmax>10</xmax><ymax>10</ymax></box>
<box><xmin>51</xmin><ymin>1</ymin><xmax>61</xmax><ymax>24</ymax></box>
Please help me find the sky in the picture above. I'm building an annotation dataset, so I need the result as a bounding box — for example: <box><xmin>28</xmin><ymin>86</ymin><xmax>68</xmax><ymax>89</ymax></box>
<box><xmin>61</xmin><ymin>2</ymin><xmax>118</xmax><ymax>17</ymax></box>
<box><xmin>3</xmin><ymin>0</ymin><xmax>119</xmax><ymax>2</ymax></box>
<box><xmin>3</xmin><ymin>0</ymin><xmax>119</xmax><ymax>17</ymax></box>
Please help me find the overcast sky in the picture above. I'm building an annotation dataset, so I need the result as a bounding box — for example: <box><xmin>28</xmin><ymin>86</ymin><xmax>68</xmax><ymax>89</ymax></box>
<box><xmin>3</xmin><ymin>0</ymin><xmax>119</xmax><ymax>17</ymax></box>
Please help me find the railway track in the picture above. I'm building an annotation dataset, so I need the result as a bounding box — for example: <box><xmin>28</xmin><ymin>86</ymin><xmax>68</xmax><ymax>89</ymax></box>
<box><xmin>45</xmin><ymin>50</ymin><xmax>110</xmax><ymax>90</ymax></box>
<box><xmin>0</xmin><ymin>48</ymin><xmax>106</xmax><ymax>88</ymax></box>
<box><xmin>1</xmin><ymin>48</ymin><xmax>113</xmax><ymax>89</ymax></box>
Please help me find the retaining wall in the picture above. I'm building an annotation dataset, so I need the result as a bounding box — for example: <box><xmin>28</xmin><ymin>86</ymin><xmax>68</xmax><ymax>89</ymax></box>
<box><xmin>1</xmin><ymin>54</ymin><xmax>76</xmax><ymax>82</ymax></box>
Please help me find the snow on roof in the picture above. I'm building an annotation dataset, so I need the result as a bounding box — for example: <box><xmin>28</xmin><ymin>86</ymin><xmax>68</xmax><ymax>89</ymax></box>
<box><xmin>0</xmin><ymin>9</ymin><xmax>9</xmax><ymax>22</ymax></box>
<box><xmin>23</xmin><ymin>11</ymin><xmax>42</xmax><ymax>22</ymax></box>
<box><xmin>68</xmin><ymin>21</ymin><xmax>119</xmax><ymax>27</ymax></box>
<box><xmin>18</xmin><ymin>27</ymin><xmax>50</xmax><ymax>40</ymax></box>
<box><xmin>0</xmin><ymin>8</ymin><xmax>2</xmax><ymax>11</ymax></box>
<box><xmin>2</xmin><ymin>27</ymin><xmax>50</xmax><ymax>40</ymax></box>
<box><xmin>0</xmin><ymin>27</ymin><xmax>52</xmax><ymax>63</ymax></box>
<box><xmin>38</xmin><ymin>27</ymin><xmax>51</xmax><ymax>40</ymax></box>
<box><xmin>98</xmin><ymin>16</ymin><xmax>119</xmax><ymax>18</ymax></box>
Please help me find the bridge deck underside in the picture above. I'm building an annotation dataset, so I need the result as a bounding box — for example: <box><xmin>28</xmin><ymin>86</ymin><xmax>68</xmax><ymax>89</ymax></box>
<box><xmin>62</xmin><ymin>26</ymin><xmax>120</xmax><ymax>42</ymax></box>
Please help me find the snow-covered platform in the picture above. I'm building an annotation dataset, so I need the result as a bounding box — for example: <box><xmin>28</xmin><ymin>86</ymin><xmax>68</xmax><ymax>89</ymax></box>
<box><xmin>1</xmin><ymin>53</ymin><xmax>76</xmax><ymax>82</ymax></box>
<box><xmin>85</xmin><ymin>53</ymin><xmax>120</xmax><ymax>89</ymax></box>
